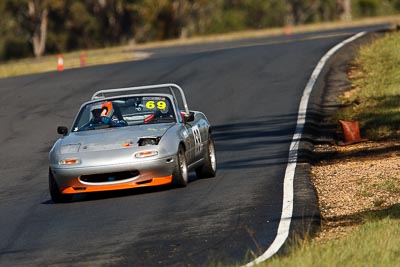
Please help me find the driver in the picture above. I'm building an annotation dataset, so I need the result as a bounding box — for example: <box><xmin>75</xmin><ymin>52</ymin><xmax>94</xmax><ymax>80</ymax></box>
<box><xmin>90</xmin><ymin>108</ymin><xmax>103</xmax><ymax>123</ymax></box>
<box><xmin>99</xmin><ymin>101</ymin><xmax>113</xmax><ymax>124</ymax></box>
<box><xmin>95</xmin><ymin>101</ymin><xmax>126</xmax><ymax>127</ymax></box>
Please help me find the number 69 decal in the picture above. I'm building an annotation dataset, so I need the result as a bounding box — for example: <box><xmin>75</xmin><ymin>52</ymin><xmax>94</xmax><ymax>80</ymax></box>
<box><xmin>145</xmin><ymin>100</ymin><xmax>167</xmax><ymax>110</ymax></box>
<box><xmin>192</xmin><ymin>125</ymin><xmax>202</xmax><ymax>155</ymax></box>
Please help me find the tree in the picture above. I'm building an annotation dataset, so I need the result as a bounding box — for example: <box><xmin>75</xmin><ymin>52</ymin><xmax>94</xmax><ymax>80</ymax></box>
<box><xmin>2</xmin><ymin>0</ymin><xmax>400</xmax><ymax>62</ymax></box>
<box><xmin>28</xmin><ymin>0</ymin><xmax>49</xmax><ymax>57</ymax></box>
<box><xmin>0</xmin><ymin>0</ymin><xmax>32</xmax><ymax>60</ymax></box>
<box><xmin>338</xmin><ymin>0</ymin><xmax>352</xmax><ymax>21</ymax></box>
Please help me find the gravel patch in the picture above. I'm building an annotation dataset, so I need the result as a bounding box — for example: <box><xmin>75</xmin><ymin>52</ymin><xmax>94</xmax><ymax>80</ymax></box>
<box><xmin>311</xmin><ymin>141</ymin><xmax>400</xmax><ymax>242</ymax></box>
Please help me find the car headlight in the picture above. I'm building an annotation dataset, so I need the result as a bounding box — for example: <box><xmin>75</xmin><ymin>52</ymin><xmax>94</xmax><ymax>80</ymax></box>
<box><xmin>59</xmin><ymin>158</ymin><xmax>81</xmax><ymax>165</ymax></box>
<box><xmin>138</xmin><ymin>137</ymin><xmax>161</xmax><ymax>146</ymax></box>
<box><xmin>60</xmin><ymin>144</ymin><xmax>81</xmax><ymax>154</ymax></box>
<box><xmin>135</xmin><ymin>151</ymin><xmax>158</xmax><ymax>158</ymax></box>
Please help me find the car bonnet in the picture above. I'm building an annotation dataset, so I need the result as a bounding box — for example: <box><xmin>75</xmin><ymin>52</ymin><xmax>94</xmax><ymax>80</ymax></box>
<box><xmin>59</xmin><ymin>124</ymin><xmax>173</xmax><ymax>153</ymax></box>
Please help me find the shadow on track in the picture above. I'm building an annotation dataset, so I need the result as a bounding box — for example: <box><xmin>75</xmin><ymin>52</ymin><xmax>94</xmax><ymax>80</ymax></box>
<box><xmin>212</xmin><ymin>114</ymin><xmax>298</xmax><ymax>169</ymax></box>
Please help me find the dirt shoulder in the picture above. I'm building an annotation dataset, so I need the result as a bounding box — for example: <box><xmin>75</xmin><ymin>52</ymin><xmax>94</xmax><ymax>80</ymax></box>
<box><xmin>312</xmin><ymin>141</ymin><xmax>400</xmax><ymax>242</ymax></box>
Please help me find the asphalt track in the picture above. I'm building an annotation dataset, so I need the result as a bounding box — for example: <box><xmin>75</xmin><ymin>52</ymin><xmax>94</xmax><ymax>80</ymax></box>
<box><xmin>0</xmin><ymin>24</ymin><xmax>388</xmax><ymax>266</ymax></box>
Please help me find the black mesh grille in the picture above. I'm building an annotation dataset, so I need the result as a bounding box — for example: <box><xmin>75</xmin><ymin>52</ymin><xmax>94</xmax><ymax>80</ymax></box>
<box><xmin>80</xmin><ymin>171</ymin><xmax>139</xmax><ymax>183</ymax></box>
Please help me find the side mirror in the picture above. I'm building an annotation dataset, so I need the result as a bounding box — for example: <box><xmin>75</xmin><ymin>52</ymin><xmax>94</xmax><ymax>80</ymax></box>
<box><xmin>57</xmin><ymin>126</ymin><xmax>68</xmax><ymax>136</ymax></box>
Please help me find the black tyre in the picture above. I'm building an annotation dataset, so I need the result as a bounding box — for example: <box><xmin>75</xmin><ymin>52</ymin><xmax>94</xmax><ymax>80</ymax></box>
<box><xmin>196</xmin><ymin>135</ymin><xmax>217</xmax><ymax>178</ymax></box>
<box><xmin>172</xmin><ymin>145</ymin><xmax>188</xmax><ymax>187</ymax></box>
<box><xmin>49</xmin><ymin>169</ymin><xmax>73</xmax><ymax>203</ymax></box>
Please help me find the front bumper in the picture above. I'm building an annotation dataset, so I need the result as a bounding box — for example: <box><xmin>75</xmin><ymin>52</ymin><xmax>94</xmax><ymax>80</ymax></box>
<box><xmin>50</xmin><ymin>156</ymin><xmax>176</xmax><ymax>194</ymax></box>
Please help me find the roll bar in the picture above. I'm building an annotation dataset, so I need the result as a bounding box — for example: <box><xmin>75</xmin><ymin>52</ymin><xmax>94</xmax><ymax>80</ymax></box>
<box><xmin>91</xmin><ymin>83</ymin><xmax>189</xmax><ymax>114</ymax></box>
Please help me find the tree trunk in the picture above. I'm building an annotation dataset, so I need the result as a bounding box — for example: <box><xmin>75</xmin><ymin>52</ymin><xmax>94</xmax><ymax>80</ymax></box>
<box><xmin>285</xmin><ymin>1</ymin><xmax>294</xmax><ymax>26</ymax></box>
<box><xmin>29</xmin><ymin>0</ymin><xmax>48</xmax><ymax>57</ymax></box>
<box><xmin>339</xmin><ymin>0</ymin><xmax>352</xmax><ymax>21</ymax></box>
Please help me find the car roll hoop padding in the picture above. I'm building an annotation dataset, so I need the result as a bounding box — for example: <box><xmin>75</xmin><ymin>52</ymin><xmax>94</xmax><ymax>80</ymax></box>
<box><xmin>91</xmin><ymin>83</ymin><xmax>190</xmax><ymax>115</ymax></box>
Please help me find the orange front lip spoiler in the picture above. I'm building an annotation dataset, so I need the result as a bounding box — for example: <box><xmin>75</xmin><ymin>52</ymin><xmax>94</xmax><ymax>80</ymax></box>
<box><xmin>61</xmin><ymin>175</ymin><xmax>172</xmax><ymax>194</ymax></box>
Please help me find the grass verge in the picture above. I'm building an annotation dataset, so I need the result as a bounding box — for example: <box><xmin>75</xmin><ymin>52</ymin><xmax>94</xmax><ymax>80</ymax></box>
<box><xmin>0</xmin><ymin>46</ymin><xmax>140</xmax><ymax>78</ymax></box>
<box><xmin>335</xmin><ymin>31</ymin><xmax>400</xmax><ymax>140</ymax></box>
<box><xmin>261</xmin><ymin>205</ymin><xmax>400</xmax><ymax>267</ymax></box>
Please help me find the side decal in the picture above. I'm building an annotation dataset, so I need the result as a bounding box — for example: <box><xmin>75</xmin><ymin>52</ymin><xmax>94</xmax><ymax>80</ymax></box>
<box><xmin>192</xmin><ymin>125</ymin><xmax>202</xmax><ymax>155</ymax></box>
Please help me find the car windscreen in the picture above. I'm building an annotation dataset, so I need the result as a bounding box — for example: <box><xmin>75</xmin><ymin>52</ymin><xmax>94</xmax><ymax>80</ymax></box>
<box><xmin>72</xmin><ymin>96</ymin><xmax>176</xmax><ymax>132</ymax></box>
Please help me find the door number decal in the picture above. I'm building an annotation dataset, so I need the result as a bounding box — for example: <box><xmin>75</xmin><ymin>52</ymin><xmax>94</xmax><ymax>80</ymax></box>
<box><xmin>192</xmin><ymin>125</ymin><xmax>202</xmax><ymax>155</ymax></box>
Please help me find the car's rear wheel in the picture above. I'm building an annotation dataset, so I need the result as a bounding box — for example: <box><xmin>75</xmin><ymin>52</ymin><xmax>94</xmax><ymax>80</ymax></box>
<box><xmin>172</xmin><ymin>145</ymin><xmax>188</xmax><ymax>187</ymax></box>
<box><xmin>196</xmin><ymin>135</ymin><xmax>217</xmax><ymax>178</ymax></box>
<box><xmin>49</xmin><ymin>169</ymin><xmax>73</xmax><ymax>203</ymax></box>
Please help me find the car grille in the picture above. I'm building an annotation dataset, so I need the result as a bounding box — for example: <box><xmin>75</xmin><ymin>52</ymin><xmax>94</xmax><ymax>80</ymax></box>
<box><xmin>80</xmin><ymin>171</ymin><xmax>140</xmax><ymax>183</ymax></box>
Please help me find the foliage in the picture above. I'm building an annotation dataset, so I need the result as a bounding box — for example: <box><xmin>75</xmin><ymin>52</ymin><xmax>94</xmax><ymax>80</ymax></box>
<box><xmin>0</xmin><ymin>0</ymin><xmax>400</xmax><ymax>60</ymax></box>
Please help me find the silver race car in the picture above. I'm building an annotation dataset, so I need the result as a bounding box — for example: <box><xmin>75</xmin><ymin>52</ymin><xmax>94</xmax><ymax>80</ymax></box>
<box><xmin>48</xmin><ymin>84</ymin><xmax>216</xmax><ymax>202</ymax></box>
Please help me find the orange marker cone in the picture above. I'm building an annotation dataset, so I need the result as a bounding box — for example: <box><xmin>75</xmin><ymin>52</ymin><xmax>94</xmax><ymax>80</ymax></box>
<box><xmin>284</xmin><ymin>25</ymin><xmax>292</xmax><ymax>36</ymax></box>
<box><xmin>80</xmin><ymin>52</ymin><xmax>86</xmax><ymax>67</ymax></box>
<box><xmin>57</xmin><ymin>54</ymin><xmax>64</xmax><ymax>71</ymax></box>
<box><xmin>338</xmin><ymin>120</ymin><xmax>368</xmax><ymax>145</ymax></box>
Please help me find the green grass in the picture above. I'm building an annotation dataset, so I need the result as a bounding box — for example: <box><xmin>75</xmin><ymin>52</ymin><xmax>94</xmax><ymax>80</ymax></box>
<box><xmin>335</xmin><ymin>31</ymin><xmax>400</xmax><ymax>140</ymax></box>
<box><xmin>259</xmin><ymin>205</ymin><xmax>400</xmax><ymax>267</ymax></box>
<box><xmin>375</xmin><ymin>178</ymin><xmax>400</xmax><ymax>194</ymax></box>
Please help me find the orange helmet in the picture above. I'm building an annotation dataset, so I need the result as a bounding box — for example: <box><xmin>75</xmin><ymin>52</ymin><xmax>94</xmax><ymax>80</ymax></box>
<box><xmin>101</xmin><ymin>101</ymin><xmax>113</xmax><ymax>117</ymax></box>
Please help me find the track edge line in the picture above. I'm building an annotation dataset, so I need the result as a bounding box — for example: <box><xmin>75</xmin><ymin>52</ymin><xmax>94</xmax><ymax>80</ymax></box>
<box><xmin>243</xmin><ymin>31</ymin><xmax>367</xmax><ymax>267</ymax></box>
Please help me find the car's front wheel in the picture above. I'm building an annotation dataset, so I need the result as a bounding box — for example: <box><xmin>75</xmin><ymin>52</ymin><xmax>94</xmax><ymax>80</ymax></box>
<box><xmin>196</xmin><ymin>135</ymin><xmax>217</xmax><ymax>178</ymax></box>
<box><xmin>172</xmin><ymin>145</ymin><xmax>188</xmax><ymax>187</ymax></box>
<box><xmin>49</xmin><ymin>169</ymin><xmax>73</xmax><ymax>203</ymax></box>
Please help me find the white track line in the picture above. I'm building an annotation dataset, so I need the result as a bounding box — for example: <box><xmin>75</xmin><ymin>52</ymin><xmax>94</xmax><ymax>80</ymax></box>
<box><xmin>244</xmin><ymin>31</ymin><xmax>366</xmax><ymax>266</ymax></box>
